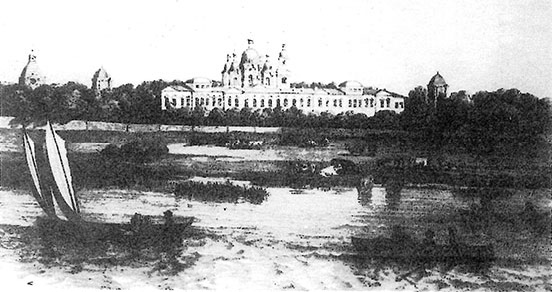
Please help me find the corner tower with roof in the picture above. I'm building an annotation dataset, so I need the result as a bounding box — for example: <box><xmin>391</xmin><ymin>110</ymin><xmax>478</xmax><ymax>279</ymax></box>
<box><xmin>427</xmin><ymin>71</ymin><xmax>448</xmax><ymax>106</ymax></box>
<box><xmin>91</xmin><ymin>67</ymin><xmax>112</xmax><ymax>97</ymax></box>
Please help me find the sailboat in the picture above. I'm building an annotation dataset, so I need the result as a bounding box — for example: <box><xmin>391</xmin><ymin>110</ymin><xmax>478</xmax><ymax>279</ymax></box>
<box><xmin>23</xmin><ymin>122</ymin><xmax>194</xmax><ymax>242</ymax></box>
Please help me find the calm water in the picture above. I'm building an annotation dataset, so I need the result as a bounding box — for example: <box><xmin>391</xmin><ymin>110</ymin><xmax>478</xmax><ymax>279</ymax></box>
<box><xmin>2</xmin><ymin>183</ymin><xmax>550</xmax><ymax>261</ymax></box>
<box><xmin>1</xmin><ymin>183</ymin><xmax>551</xmax><ymax>290</ymax></box>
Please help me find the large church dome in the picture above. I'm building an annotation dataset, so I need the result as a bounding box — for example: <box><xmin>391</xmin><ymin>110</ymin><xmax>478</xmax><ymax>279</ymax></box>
<box><xmin>240</xmin><ymin>47</ymin><xmax>259</xmax><ymax>64</ymax></box>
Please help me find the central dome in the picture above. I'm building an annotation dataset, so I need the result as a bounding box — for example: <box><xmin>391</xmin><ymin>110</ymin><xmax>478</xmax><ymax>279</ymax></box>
<box><xmin>241</xmin><ymin>47</ymin><xmax>259</xmax><ymax>64</ymax></box>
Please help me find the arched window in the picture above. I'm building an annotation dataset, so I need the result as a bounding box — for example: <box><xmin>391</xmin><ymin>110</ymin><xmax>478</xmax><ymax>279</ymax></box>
<box><xmin>218</xmin><ymin>98</ymin><xmax>223</xmax><ymax>107</ymax></box>
<box><xmin>307</xmin><ymin>99</ymin><xmax>311</xmax><ymax>107</ymax></box>
<box><xmin>370</xmin><ymin>98</ymin><xmax>374</xmax><ymax>107</ymax></box>
<box><xmin>212</xmin><ymin>98</ymin><xmax>216</xmax><ymax>106</ymax></box>
<box><xmin>333</xmin><ymin>99</ymin><xmax>338</xmax><ymax>107</ymax></box>
<box><xmin>266</xmin><ymin>77</ymin><xmax>270</xmax><ymax>86</ymax></box>
<box><xmin>348</xmin><ymin>100</ymin><xmax>352</xmax><ymax>107</ymax></box>
<box><xmin>268</xmin><ymin>99</ymin><xmax>273</xmax><ymax>107</ymax></box>
<box><xmin>318</xmin><ymin>99</ymin><xmax>322</xmax><ymax>107</ymax></box>
<box><xmin>235</xmin><ymin>98</ymin><xmax>239</xmax><ymax>107</ymax></box>
<box><xmin>282</xmin><ymin>77</ymin><xmax>287</xmax><ymax>84</ymax></box>
<box><xmin>244</xmin><ymin>100</ymin><xmax>249</xmax><ymax>107</ymax></box>
<box><xmin>380</xmin><ymin>99</ymin><xmax>385</xmax><ymax>107</ymax></box>
<box><xmin>276</xmin><ymin>99</ymin><xmax>281</xmax><ymax>107</ymax></box>
<box><xmin>292</xmin><ymin>99</ymin><xmax>297</xmax><ymax>107</ymax></box>
<box><xmin>300</xmin><ymin>98</ymin><xmax>304</xmax><ymax>107</ymax></box>
<box><xmin>339</xmin><ymin>99</ymin><xmax>343</xmax><ymax>107</ymax></box>
<box><xmin>283</xmin><ymin>99</ymin><xmax>288</xmax><ymax>107</ymax></box>
<box><xmin>253</xmin><ymin>99</ymin><xmax>257</xmax><ymax>107</ymax></box>
<box><xmin>261</xmin><ymin>99</ymin><xmax>265</xmax><ymax>107</ymax></box>
<box><xmin>326</xmin><ymin>100</ymin><xmax>330</xmax><ymax>107</ymax></box>
<box><xmin>386</xmin><ymin>98</ymin><xmax>390</xmax><ymax>107</ymax></box>
<box><xmin>228</xmin><ymin>98</ymin><xmax>232</xmax><ymax>107</ymax></box>
<box><xmin>248</xmin><ymin>75</ymin><xmax>254</xmax><ymax>86</ymax></box>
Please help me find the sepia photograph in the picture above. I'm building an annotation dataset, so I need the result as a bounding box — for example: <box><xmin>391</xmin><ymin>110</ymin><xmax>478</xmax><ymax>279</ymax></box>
<box><xmin>0</xmin><ymin>0</ymin><xmax>550</xmax><ymax>291</ymax></box>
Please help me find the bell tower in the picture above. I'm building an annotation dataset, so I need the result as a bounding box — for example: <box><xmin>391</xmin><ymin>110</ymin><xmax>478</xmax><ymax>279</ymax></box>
<box><xmin>276</xmin><ymin>44</ymin><xmax>290</xmax><ymax>88</ymax></box>
<box><xmin>19</xmin><ymin>50</ymin><xmax>45</xmax><ymax>89</ymax></box>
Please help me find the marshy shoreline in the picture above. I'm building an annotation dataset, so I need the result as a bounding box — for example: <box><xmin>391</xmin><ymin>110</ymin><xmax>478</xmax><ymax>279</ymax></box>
<box><xmin>0</xmin><ymin>127</ymin><xmax>551</xmax><ymax>290</ymax></box>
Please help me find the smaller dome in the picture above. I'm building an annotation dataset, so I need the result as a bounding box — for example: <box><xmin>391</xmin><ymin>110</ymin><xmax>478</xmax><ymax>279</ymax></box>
<box><xmin>339</xmin><ymin>80</ymin><xmax>363</xmax><ymax>88</ymax></box>
<box><xmin>429</xmin><ymin>72</ymin><xmax>447</xmax><ymax>86</ymax></box>
<box><xmin>278</xmin><ymin>44</ymin><xmax>289</xmax><ymax>60</ymax></box>
<box><xmin>222</xmin><ymin>54</ymin><xmax>232</xmax><ymax>73</ymax></box>
<box><xmin>93</xmin><ymin>67</ymin><xmax>110</xmax><ymax>79</ymax></box>
<box><xmin>19</xmin><ymin>51</ymin><xmax>44</xmax><ymax>88</ymax></box>
<box><xmin>186</xmin><ymin>77</ymin><xmax>211</xmax><ymax>84</ymax></box>
<box><xmin>262</xmin><ymin>55</ymin><xmax>272</xmax><ymax>72</ymax></box>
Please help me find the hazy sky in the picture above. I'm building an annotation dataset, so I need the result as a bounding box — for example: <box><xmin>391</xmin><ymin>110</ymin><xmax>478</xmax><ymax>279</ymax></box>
<box><xmin>1</xmin><ymin>0</ymin><xmax>551</xmax><ymax>98</ymax></box>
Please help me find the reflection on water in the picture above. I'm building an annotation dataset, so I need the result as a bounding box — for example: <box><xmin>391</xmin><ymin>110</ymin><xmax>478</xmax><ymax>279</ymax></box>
<box><xmin>0</xmin><ymin>185</ymin><xmax>550</xmax><ymax>290</ymax></box>
<box><xmin>357</xmin><ymin>183</ymin><xmax>402</xmax><ymax>211</ymax></box>
<box><xmin>1</xmin><ymin>185</ymin><xmax>550</xmax><ymax>266</ymax></box>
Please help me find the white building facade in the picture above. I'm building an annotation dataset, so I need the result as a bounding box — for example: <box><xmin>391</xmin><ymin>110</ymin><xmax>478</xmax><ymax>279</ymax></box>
<box><xmin>161</xmin><ymin>40</ymin><xmax>405</xmax><ymax>116</ymax></box>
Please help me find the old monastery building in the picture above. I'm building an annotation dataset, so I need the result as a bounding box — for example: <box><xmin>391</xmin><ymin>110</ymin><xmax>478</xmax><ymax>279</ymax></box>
<box><xmin>161</xmin><ymin>40</ymin><xmax>406</xmax><ymax>116</ymax></box>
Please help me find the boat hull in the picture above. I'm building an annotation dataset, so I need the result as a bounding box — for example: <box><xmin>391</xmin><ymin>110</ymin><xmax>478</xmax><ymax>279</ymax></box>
<box><xmin>36</xmin><ymin>216</ymin><xmax>195</xmax><ymax>248</ymax></box>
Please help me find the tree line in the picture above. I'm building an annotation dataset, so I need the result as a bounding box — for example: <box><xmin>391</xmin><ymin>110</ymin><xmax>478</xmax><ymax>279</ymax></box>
<box><xmin>1</xmin><ymin>81</ymin><xmax>550</xmax><ymax>155</ymax></box>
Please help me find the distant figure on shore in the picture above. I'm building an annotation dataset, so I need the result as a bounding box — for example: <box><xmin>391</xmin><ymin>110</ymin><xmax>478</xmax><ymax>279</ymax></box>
<box><xmin>422</xmin><ymin>229</ymin><xmax>436</xmax><ymax>247</ymax></box>
<box><xmin>391</xmin><ymin>225</ymin><xmax>413</xmax><ymax>244</ymax></box>
<box><xmin>447</xmin><ymin>227</ymin><xmax>461</xmax><ymax>263</ymax></box>
<box><xmin>164</xmin><ymin>210</ymin><xmax>174</xmax><ymax>227</ymax></box>
<box><xmin>420</xmin><ymin>229</ymin><xmax>437</xmax><ymax>265</ymax></box>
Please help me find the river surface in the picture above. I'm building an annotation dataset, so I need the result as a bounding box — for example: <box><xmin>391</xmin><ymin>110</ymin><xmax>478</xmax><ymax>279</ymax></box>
<box><xmin>0</xmin><ymin>183</ymin><xmax>550</xmax><ymax>290</ymax></box>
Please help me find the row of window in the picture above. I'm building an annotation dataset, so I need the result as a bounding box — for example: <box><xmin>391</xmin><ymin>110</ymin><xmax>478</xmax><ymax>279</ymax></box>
<box><xmin>167</xmin><ymin>96</ymin><xmax>404</xmax><ymax>110</ymax></box>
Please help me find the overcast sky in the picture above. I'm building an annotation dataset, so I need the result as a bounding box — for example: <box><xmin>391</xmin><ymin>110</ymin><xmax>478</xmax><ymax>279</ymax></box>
<box><xmin>1</xmin><ymin>0</ymin><xmax>551</xmax><ymax>98</ymax></box>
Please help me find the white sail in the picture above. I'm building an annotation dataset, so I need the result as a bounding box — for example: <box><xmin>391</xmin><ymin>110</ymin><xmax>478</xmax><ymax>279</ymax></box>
<box><xmin>23</xmin><ymin>131</ymin><xmax>43</xmax><ymax>200</ymax></box>
<box><xmin>45</xmin><ymin>122</ymin><xmax>79</xmax><ymax>213</ymax></box>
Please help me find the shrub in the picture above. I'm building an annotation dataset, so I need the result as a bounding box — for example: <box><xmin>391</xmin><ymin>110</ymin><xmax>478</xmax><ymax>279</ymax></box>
<box><xmin>345</xmin><ymin>140</ymin><xmax>377</xmax><ymax>156</ymax></box>
<box><xmin>174</xmin><ymin>181</ymin><xmax>269</xmax><ymax>204</ymax></box>
<box><xmin>101</xmin><ymin>137</ymin><xmax>168</xmax><ymax>163</ymax></box>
